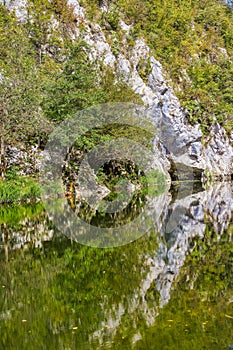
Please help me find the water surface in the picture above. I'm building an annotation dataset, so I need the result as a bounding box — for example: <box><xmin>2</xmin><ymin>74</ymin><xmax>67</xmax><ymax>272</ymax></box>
<box><xmin>0</xmin><ymin>182</ymin><xmax>232</xmax><ymax>349</ymax></box>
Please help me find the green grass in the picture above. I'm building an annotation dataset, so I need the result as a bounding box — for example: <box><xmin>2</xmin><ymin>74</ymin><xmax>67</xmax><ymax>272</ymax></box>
<box><xmin>0</xmin><ymin>176</ymin><xmax>40</xmax><ymax>204</ymax></box>
<box><xmin>0</xmin><ymin>202</ymin><xmax>44</xmax><ymax>226</ymax></box>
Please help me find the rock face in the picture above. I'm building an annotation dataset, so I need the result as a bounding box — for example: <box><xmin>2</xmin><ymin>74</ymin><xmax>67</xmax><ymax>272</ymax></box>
<box><xmin>3</xmin><ymin>0</ymin><xmax>233</xmax><ymax>179</ymax></box>
<box><xmin>203</xmin><ymin>124</ymin><xmax>233</xmax><ymax>179</ymax></box>
<box><xmin>67</xmin><ymin>2</ymin><xmax>232</xmax><ymax>179</ymax></box>
<box><xmin>5</xmin><ymin>145</ymin><xmax>43</xmax><ymax>176</ymax></box>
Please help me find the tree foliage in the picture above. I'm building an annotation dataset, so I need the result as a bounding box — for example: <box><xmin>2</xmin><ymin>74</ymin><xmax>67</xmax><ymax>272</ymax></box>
<box><xmin>0</xmin><ymin>1</ymin><xmax>141</xmax><ymax>178</ymax></box>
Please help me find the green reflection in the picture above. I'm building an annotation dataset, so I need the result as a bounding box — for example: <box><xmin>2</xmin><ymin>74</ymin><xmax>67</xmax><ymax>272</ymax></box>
<box><xmin>0</xmin><ymin>203</ymin><xmax>44</xmax><ymax>226</ymax></box>
<box><xmin>133</xmin><ymin>224</ymin><xmax>233</xmax><ymax>350</ymax></box>
<box><xmin>0</xmin><ymin>193</ymin><xmax>232</xmax><ymax>349</ymax></box>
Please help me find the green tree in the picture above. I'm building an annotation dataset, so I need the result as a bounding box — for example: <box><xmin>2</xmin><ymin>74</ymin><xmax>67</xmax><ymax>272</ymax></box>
<box><xmin>0</xmin><ymin>5</ymin><xmax>51</xmax><ymax>179</ymax></box>
<box><xmin>42</xmin><ymin>41</ymin><xmax>105</xmax><ymax>122</ymax></box>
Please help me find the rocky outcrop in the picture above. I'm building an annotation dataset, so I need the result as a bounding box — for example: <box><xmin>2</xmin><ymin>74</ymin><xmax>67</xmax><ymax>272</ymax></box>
<box><xmin>203</xmin><ymin>124</ymin><xmax>233</xmax><ymax>179</ymax></box>
<box><xmin>3</xmin><ymin>0</ymin><xmax>233</xmax><ymax>179</ymax></box>
<box><xmin>70</xmin><ymin>1</ymin><xmax>233</xmax><ymax>179</ymax></box>
<box><xmin>5</xmin><ymin>145</ymin><xmax>43</xmax><ymax>176</ymax></box>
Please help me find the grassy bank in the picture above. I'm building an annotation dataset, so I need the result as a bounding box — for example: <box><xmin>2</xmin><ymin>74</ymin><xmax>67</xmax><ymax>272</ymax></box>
<box><xmin>0</xmin><ymin>176</ymin><xmax>40</xmax><ymax>204</ymax></box>
<box><xmin>0</xmin><ymin>202</ymin><xmax>44</xmax><ymax>226</ymax></box>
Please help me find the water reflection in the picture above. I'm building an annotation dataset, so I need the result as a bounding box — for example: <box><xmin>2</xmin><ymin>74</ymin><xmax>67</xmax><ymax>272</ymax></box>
<box><xmin>0</xmin><ymin>203</ymin><xmax>53</xmax><ymax>252</ymax></box>
<box><xmin>0</xmin><ymin>182</ymin><xmax>232</xmax><ymax>349</ymax></box>
<box><xmin>150</xmin><ymin>182</ymin><xmax>233</xmax><ymax>312</ymax></box>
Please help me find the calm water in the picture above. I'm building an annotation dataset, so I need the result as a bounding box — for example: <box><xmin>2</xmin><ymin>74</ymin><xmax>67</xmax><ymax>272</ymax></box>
<box><xmin>0</xmin><ymin>182</ymin><xmax>233</xmax><ymax>349</ymax></box>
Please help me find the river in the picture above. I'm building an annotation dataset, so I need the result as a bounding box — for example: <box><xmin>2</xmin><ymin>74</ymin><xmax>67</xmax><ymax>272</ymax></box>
<box><xmin>0</xmin><ymin>182</ymin><xmax>232</xmax><ymax>349</ymax></box>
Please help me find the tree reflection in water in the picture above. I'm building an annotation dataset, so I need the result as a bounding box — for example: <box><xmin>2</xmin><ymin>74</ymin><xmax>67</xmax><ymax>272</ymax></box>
<box><xmin>0</xmin><ymin>182</ymin><xmax>232</xmax><ymax>349</ymax></box>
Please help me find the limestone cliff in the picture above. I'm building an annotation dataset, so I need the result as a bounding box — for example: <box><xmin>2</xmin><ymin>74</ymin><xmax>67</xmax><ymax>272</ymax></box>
<box><xmin>2</xmin><ymin>0</ymin><xmax>233</xmax><ymax>180</ymax></box>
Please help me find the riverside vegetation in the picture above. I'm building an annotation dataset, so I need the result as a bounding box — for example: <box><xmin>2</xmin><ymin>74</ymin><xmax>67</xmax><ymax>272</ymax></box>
<box><xmin>0</xmin><ymin>2</ymin><xmax>233</xmax><ymax>349</ymax></box>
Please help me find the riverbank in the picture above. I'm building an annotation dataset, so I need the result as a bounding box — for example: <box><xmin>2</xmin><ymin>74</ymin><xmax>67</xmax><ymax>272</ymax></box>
<box><xmin>1</xmin><ymin>172</ymin><xmax>232</xmax><ymax>205</ymax></box>
<box><xmin>0</xmin><ymin>176</ymin><xmax>40</xmax><ymax>204</ymax></box>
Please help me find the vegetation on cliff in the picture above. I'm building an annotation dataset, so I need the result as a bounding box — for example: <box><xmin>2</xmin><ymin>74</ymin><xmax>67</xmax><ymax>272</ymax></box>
<box><xmin>83</xmin><ymin>0</ymin><xmax>233</xmax><ymax>132</ymax></box>
<box><xmin>0</xmin><ymin>0</ymin><xmax>140</xmax><ymax>182</ymax></box>
<box><xmin>0</xmin><ymin>0</ymin><xmax>233</xmax><ymax>190</ymax></box>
